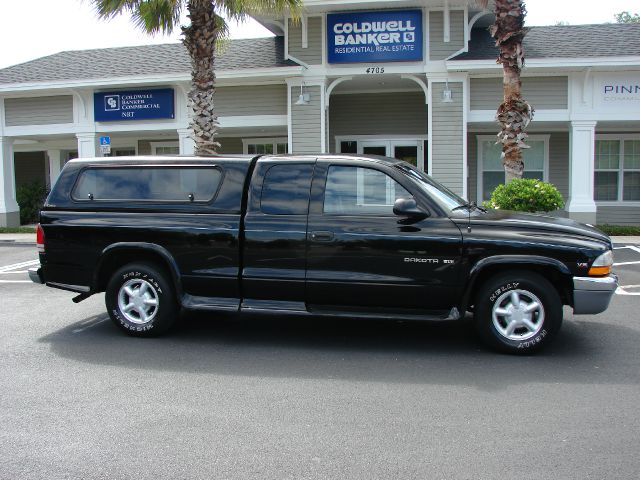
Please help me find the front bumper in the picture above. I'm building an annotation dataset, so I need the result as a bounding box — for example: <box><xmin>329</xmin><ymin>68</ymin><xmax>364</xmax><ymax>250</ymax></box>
<box><xmin>573</xmin><ymin>274</ymin><xmax>618</xmax><ymax>315</ymax></box>
<box><xmin>28</xmin><ymin>267</ymin><xmax>43</xmax><ymax>284</ymax></box>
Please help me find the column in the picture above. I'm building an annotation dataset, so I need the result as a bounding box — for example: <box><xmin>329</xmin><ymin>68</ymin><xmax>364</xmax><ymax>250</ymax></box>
<box><xmin>47</xmin><ymin>149</ymin><xmax>62</xmax><ymax>187</ymax></box>
<box><xmin>566</xmin><ymin>121</ymin><xmax>597</xmax><ymax>224</ymax></box>
<box><xmin>178</xmin><ymin>128</ymin><xmax>195</xmax><ymax>156</ymax></box>
<box><xmin>429</xmin><ymin>79</ymin><xmax>466</xmax><ymax>198</ymax></box>
<box><xmin>0</xmin><ymin>137</ymin><xmax>20</xmax><ymax>227</ymax></box>
<box><xmin>76</xmin><ymin>132</ymin><xmax>96</xmax><ymax>158</ymax></box>
<box><xmin>287</xmin><ymin>78</ymin><xmax>326</xmax><ymax>154</ymax></box>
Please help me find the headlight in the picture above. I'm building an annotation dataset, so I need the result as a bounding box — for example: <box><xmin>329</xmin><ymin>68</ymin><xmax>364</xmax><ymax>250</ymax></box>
<box><xmin>589</xmin><ymin>250</ymin><xmax>614</xmax><ymax>277</ymax></box>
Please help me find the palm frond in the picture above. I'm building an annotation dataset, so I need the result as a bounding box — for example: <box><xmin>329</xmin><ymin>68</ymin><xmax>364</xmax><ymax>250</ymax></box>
<box><xmin>90</xmin><ymin>0</ymin><xmax>182</xmax><ymax>34</ymax></box>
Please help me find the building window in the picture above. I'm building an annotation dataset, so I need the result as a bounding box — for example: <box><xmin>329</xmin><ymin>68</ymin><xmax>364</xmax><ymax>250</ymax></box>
<box><xmin>477</xmin><ymin>135</ymin><xmax>549</xmax><ymax>202</ymax></box>
<box><xmin>108</xmin><ymin>148</ymin><xmax>136</xmax><ymax>157</ymax></box>
<box><xmin>151</xmin><ymin>142</ymin><xmax>179</xmax><ymax>155</ymax></box>
<box><xmin>243</xmin><ymin>138</ymin><xmax>288</xmax><ymax>155</ymax></box>
<box><xmin>595</xmin><ymin>137</ymin><xmax>640</xmax><ymax>202</ymax></box>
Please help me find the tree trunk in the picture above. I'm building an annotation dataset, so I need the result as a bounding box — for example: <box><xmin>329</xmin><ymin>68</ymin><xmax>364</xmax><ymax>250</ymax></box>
<box><xmin>490</xmin><ymin>0</ymin><xmax>534</xmax><ymax>181</ymax></box>
<box><xmin>183</xmin><ymin>0</ymin><xmax>220</xmax><ymax>155</ymax></box>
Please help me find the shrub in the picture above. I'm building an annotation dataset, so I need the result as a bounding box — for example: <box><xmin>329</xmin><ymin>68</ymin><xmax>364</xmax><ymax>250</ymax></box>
<box><xmin>16</xmin><ymin>181</ymin><xmax>48</xmax><ymax>225</ymax></box>
<box><xmin>484</xmin><ymin>178</ymin><xmax>565</xmax><ymax>213</ymax></box>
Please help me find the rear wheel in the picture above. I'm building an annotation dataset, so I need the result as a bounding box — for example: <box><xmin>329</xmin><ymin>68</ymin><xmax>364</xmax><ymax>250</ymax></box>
<box><xmin>105</xmin><ymin>263</ymin><xmax>177</xmax><ymax>337</ymax></box>
<box><xmin>474</xmin><ymin>271</ymin><xmax>563</xmax><ymax>354</ymax></box>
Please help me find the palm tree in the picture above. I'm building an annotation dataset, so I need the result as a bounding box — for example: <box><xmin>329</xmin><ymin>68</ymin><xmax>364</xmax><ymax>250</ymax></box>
<box><xmin>477</xmin><ymin>0</ymin><xmax>533</xmax><ymax>182</ymax></box>
<box><xmin>91</xmin><ymin>0</ymin><xmax>302</xmax><ymax>155</ymax></box>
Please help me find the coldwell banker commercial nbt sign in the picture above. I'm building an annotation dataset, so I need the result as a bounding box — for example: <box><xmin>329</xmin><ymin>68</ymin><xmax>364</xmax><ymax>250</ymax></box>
<box><xmin>327</xmin><ymin>10</ymin><xmax>423</xmax><ymax>64</ymax></box>
<box><xmin>94</xmin><ymin>88</ymin><xmax>175</xmax><ymax>121</ymax></box>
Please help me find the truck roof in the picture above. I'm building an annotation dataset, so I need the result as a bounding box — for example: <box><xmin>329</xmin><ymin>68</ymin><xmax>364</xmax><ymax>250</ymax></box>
<box><xmin>67</xmin><ymin>154</ymin><xmax>404</xmax><ymax>167</ymax></box>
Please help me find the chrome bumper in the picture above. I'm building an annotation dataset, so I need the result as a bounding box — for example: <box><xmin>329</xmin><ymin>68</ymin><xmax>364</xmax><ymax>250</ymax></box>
<box><xmin>573</xmin><ymin>274</ymin><xmax>618</xmax><ymax>315</ymax></box>
<box><xmin>28</xmin><ymin>267</ymin><xmax>43</xmax><ymax>284</ymax></box>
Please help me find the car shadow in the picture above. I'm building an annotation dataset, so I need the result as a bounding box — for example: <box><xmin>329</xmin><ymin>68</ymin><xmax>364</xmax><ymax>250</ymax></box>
<box><xmin>38</xmin><ymin>308</ymin><xmax>640</xmax><ymax>391</ymax></box>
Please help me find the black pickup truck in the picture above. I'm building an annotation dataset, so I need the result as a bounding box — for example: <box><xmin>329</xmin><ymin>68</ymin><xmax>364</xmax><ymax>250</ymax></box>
<box><xmin>30</xmin><ymin>154</ymin><xmax>617</xmax><ymax>353</ymax></box>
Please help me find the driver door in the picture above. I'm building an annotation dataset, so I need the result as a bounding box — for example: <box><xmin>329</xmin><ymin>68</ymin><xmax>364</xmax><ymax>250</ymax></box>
<box><xmin>305</xmin><ymin>160</ymin><xmax>463</xmax><ymax>312</ymax></box>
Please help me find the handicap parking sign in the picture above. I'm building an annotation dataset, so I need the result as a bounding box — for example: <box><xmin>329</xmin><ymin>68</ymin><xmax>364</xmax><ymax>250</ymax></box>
<box><xmin>99</xmin><ymin>136</ymin><xmax>111</xmax><ymax>146</ymax></box>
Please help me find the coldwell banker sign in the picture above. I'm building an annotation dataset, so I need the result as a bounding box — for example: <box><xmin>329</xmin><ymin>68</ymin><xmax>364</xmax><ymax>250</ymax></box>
<box><xmin>94</xmin><ymin>88</ymin><xmax>175</xmax><ymax>121</ymax></box>
<box><xmin>327</xmin><ymin>10</ymin><xmax>423</xmax><ymax>64</ymax></box>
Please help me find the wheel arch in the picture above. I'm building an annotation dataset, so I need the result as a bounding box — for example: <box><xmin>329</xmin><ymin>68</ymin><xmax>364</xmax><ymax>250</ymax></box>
<box><xmin>460</xmin><ymin>256</ymin><xmax>573</xmax><ymax>313</ymax></box>
<box><xmin>93</xmin><ymin>243</ymin><xmax>183</xmax><ymax>299</ymax></box>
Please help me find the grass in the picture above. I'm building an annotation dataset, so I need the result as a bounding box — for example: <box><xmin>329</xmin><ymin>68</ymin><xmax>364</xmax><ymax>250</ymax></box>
<box><xmin>0</xmin><ymin>227</ymin><xmax>37</xmax><ymax>234</ymax></box>
<box><xmin>597</xmin><ymin>225</ymin><xmax>640</xmax><ymax>236</ymax></box>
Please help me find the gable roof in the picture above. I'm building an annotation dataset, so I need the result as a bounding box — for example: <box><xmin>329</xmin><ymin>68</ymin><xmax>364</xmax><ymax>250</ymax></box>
<box><xmin>0</xmin><ymin>37</ymin><xmax>294</xmax><ymax>85</ymax></box>
<box><xmin>452</xmin><ymin>23</ymin><xmax>640</xmax><ymax>61</ymax></box>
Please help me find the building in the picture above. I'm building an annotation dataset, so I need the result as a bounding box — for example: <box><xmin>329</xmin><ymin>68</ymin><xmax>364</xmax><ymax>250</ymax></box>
<box><xmin>1</xmin><ymin>0</ymin><xmax>639</xmax><ymax>227</ymax></box>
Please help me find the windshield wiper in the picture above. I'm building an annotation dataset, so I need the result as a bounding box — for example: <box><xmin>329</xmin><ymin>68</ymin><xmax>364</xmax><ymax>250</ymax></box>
<box><xmin>451</xmin><ymin>202</ymin><xmax>487</xmax><ymax>213</ymax></box>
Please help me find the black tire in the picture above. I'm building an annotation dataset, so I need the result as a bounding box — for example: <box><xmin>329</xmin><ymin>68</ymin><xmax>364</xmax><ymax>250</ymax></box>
<box><xmin>474</xmin><ymin>271</ymin><xmax>563</xmax><ymax>354</ymax></box>
<box><xmin>105</xmin><ymin>262</ymin><xmax>178</xmax><ymax>337</ymax></box>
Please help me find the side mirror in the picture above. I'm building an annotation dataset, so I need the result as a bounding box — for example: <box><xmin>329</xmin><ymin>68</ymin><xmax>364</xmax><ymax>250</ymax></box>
<box><xmin>393</xmin><ymin>198</ymin><xmax>429</xmax><ymax>219</ymax></box>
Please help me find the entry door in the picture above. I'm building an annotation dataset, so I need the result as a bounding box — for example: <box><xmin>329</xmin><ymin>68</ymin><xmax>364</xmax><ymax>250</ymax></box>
<box><xmin>356</xmin><ymin>140</ymin><xmax>423</xmax><ymax>169</ymax></box>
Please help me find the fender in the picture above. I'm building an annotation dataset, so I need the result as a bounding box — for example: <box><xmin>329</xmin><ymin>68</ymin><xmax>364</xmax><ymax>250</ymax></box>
<box><xmin>460</xmin><ymin>255</ymin><xmax>572</xmax><ymax>313</ymax></box>
<box><xmin>93</xmin><ymin>242</ymin><xmax>183</xmax><ymax>297</ymax></box>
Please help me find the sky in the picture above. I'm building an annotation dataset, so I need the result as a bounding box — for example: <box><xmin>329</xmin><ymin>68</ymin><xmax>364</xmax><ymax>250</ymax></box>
<box><xmin>0</xmin><ymin>0</ymin><xmax>638</xmax><ymax>70</ymax></box>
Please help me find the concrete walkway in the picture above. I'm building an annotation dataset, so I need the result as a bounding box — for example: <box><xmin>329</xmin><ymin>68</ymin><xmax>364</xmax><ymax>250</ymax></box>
<box><xmin>1</xmin><ymin>232</ymin><xmax>639</xmax><ymax>245</ymax></box>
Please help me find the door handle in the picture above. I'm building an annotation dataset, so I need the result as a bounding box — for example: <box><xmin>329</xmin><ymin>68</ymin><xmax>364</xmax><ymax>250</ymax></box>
<box><xmin>310</xmin><ymin>231</ymin><xmax>334</xmax><ymax>242</ymax></box>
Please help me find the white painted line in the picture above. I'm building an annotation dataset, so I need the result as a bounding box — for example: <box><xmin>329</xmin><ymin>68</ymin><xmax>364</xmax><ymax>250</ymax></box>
<box><xmin>616</xmin><ymin>286</ymin><xmax>640</xmax><ymax>296</ymax></box>
<box><xmin>613</xmin><ymin>261</ymin><xmax>640</xmax><ymax>266</ymax></box>
<box><xmin>72</xmin><ymin>318</ymin><xmax>107</xmax><ymax>333</ymax></box>
<box><xmin>0</xmin><ymin>271</ymin><xmax>28</xmax><ymax>274</ymax></box>
<box><xmin>0</xmin><ymin>280</ymin><xmax>31</xmax><ymax>283</ymax></box>
<box><xmin>620</xmin><ymin>284</ymin><xmax>640</xmax><ymax>289</ymax></box>
<box><xmin>0</xmin><ymin>259</ymin><xmax>39</xmax><ymax>273</ymax></box>
<box><xmin>613</xmin><ymin>246</ymin><xmax>640</xmax><ymax>253</ymax></box>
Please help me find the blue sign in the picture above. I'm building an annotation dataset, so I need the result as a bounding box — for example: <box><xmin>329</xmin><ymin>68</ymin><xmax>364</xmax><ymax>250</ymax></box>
<box><xmin>99</xmin><ymin>136</ymin><xmax>110</xmax><ymax>146</ymax></box>
<box><xmin>94</xmin><ymin>88</ymin><xmax>175</xmax><ymax>122</ymax></box>
<box><xmin>327</xmin><ymin>10</ymin><xmax>423</xmax><ymax>64</ymax></box>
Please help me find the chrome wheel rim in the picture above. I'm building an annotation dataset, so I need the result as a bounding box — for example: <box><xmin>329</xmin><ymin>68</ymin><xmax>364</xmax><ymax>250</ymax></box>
<box><xmin>117</xmin><ymin>279</ymin><xmax>159</xmax><ymax>325</ymax></box>
<box><xmin>492</xmin><ymin>289</ymin><xmax>544</xmax><ymax>341</ymax></box>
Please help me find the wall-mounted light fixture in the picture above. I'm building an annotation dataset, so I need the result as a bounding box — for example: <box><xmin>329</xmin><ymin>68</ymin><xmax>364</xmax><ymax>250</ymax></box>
<box><xmin>295</xmin><ymin>83</ymin><xmax>310</xmax><ymax>105</ymax></box>
<box><xmin>442</xmin><ymin>80</ymin><xmax>453</xmax><ymax>103</ymax></box>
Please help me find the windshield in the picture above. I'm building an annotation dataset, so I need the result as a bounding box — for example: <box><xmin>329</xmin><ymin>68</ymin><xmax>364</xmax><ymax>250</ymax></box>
<box><xmin>394</xmin><ymin>163</ymin><xmax>467</xmax><ymax>211</ymax></box>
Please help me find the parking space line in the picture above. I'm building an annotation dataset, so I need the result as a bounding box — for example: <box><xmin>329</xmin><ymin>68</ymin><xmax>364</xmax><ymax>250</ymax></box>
<box><xmin>0</xmin><ymin>271</ymin><xmax>28</xmax><ymax>274</ymax></box>
<box><xmin>614</xmin><ymin>261</ymin><xmax>640</xmax><ymax>266</ymax></box>
<box><xmin>0</xmin><ymin>280</ymin><xmax>31</xmax><ymax>283</ymax></box>
<box><xmin>0</xmin><ymin>259</ymin><xmax>39</xmax><ymax>273</ymax></box>
<box><xmin>613</xmin><ymin>245</ymin><xmax>640</xmax><ymax>253</ymax></box>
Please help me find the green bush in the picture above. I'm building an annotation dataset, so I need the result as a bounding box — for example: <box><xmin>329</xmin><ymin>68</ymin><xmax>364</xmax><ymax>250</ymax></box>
<box><xmin>484</xmin><ymin>178</ymin><xmax>565</xmax><ymax>213</ymax></box>
<box><xmin>16</xmin><ymin>181</ymin><xmax>48</xmax><ymax>225</ymax></box>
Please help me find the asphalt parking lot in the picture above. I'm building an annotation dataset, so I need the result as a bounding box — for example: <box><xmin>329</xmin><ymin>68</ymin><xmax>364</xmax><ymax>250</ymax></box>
<box><xmin>1</xmin><ymin>242</ymin><xmax>639</xmax><ymax>479</ymax></box>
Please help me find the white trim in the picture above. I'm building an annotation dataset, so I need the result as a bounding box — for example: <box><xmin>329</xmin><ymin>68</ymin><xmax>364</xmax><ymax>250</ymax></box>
<box><xmin>242</xmin><ymin>137</ymin><xmax>289</xmax><ymax>155</ymax></box>
<box><xmin>322</xmin><ymin>13</ymin><xmax>328</xmax><ymax>67</ymax></box>
<box><xmin>335</xmin><ymin>135</ymin><xmax>428</xmax><ymax>172</ymax></box>
<box><xmin>476</xmin><ymin>134</ymin><xmax>551</xmax><ymax>204</ymax></box>
<box><xmin>400</xmin><ymin>74</ymin><xmax>429</xmax><ymax>104</ymax></box>
<box><xmin>443</xmin><ymin>0</ymin><xmax>450</xmax><ymax>43</ymax></box>
<box><xmin>462</xmin><ymin>73</ymin><xmax>469</xmax><ymax>200</ymax></box>
<box><xmin>325</xmin><ymin>76</ymin><xmax>353</xmax><ymax>108</ymax></box>
<box><xmin>287</xmin><ymin>84</ymin><xmax>293</xmax><ymax>153</ymax></box>
<box><xmin>448</xmin><ymin>57</ymin><xmax>640</xmax><ymax>71</ymax></box>
<box><xmin>301</xmin><ymin>15</ymin><xmax>308</xmax><ymax>49</ymax></box>
<box><xmin>320</xmin><ymin>83</ymin><xmax>327</xmax><ymax>153</ymax></box>
<box><xmin>427</xmin><ymin>77</ymin><xmax>433</xmax><ymax>175</ymax></box>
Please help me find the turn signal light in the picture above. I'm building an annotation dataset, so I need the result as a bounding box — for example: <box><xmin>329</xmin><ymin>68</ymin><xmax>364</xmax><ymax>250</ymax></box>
<box><xmin>588</xmin><ymin>266</ymin><xmax>611</xmax><ymax>277</ymax></box>
<box><xmin>588</xmin><ymin>250</ymin><xmax>613</xmax><ymax>277</ymax></box>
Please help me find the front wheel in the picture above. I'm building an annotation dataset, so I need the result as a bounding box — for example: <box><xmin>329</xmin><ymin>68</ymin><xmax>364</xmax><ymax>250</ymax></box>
<box><xmin>105</xmin><ymin>263</ymin><xmax>178</xmax><ymax>337</ymax></box>
<box><xmin>474</xmin><ymin>271</ymin><xmax>563</xmax><ymax>354</ymax></box>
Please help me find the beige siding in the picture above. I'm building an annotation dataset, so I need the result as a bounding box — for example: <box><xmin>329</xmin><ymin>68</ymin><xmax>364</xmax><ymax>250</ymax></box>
<box><xmin>470</xmin><ymin>77</ymin><xmax>569</xmax><ymax>110</ymax></box>
<box><xmin>329</xmin><ymin>92</ymin><xmax>427</xmax><ymax>152</ymax></box>
<box><xmin>14</xmin><ymin>152</ymin><xmax>46</xmax><ymax>188</ymax></box>
<box><xmin>548</xmin><ymin>132</ymin><xmax>569</xmax><ymax>200</ymax></box>
<box><xmin>215</xmin><ymin>85</ymin><xmax>287</xmax><ymax>117</ymax></box>
<box><xmin>597</xmin><ymin>207</ymin><xmax>640</xmax><ymax>226</ymax></box>
<box><xmin>429</xmin><ymin>10</ymin><xmax>465</xmax><ymax>60</ymax></box>
<box><xmin>291</xmin><ymin>85</ymin><xmax>322</xmax><ymax>153</ymax></box>
<box><xmin>431</xmin><ymin>82</ymin><xmax>464</xmax><ymax>195</ymax></box>
<box><xmin>5</xmin><ymin>96</ymin><xmax>73</xmax><ymax>126</ymax></box>
<box><xmin>288</xmin><ymin>17</ymin><xmax>323</xmax><ymax>65</ymax></box>
<box><xmin>217</xmin><ymin>137</ymin><xmax>244</xmax><ymax>154</ymax></box>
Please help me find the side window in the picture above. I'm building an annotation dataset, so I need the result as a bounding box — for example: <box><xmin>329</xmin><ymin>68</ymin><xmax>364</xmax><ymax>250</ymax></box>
<box><xmin>323</xmin><ymin>166</ymin><xmax>411</xmax><ymax>215</ymax></box>
<box><xmin>72</xmin><ymin>167</ymin><xmax>221</xmax><ymax>202</ymax></box>
<box><xmin>260</xmin><ymin>164</ymin><xmax>314</xmax><ymax>215</ymax></box>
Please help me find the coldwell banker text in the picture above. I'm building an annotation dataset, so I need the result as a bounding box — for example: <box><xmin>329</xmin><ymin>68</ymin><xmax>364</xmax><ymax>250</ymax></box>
<box><xmin>327</xmin><ymin>10</ymin><xmax>423</xmax><ymax>64</ymax></box>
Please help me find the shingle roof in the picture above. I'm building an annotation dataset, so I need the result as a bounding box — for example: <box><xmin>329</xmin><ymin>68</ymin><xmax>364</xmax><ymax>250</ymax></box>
<box><xmin>452</xmin><ymin>23</ymin><xmax>640</xmax><ymax>61</ymax></box>
<box><xmin>0</xmin><ymin>36</ymin><xmax>295</xmax><ymax>85</ymax></box>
